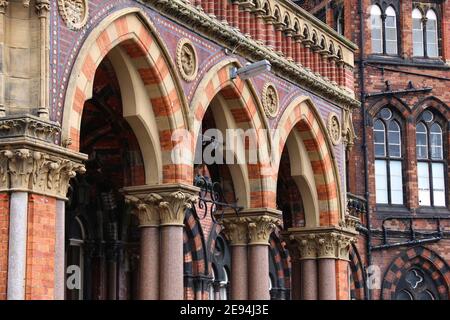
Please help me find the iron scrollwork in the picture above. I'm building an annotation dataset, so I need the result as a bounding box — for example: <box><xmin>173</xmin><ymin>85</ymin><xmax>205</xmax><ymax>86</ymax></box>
<box><xmin>193</xmin><ymin>174</ymin><xmax>243</xmax><ymax>222</ymax></box>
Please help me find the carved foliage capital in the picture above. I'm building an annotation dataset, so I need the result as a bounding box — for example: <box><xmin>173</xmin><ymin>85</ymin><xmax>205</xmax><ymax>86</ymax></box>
<box><xmin>247</xmin><ymin>215</ymin><xmax>280</xmax><ymax>245</ymax></box>
<box><xmin>159</xmin><ymin>191</ymin><xmax>198</xmax><ymax>226</ymax></box>
<box><xmin>222</xmin><ymin>217</ymin><xmax>248</xmax><ymax>246</ymax></box>
<box><xmin>0</xmin><ymin>148</ymin><xmax>85</xmax><ymax>199</ymax></box>
<box><xmin>125</xmin><ymin>195</ymin><xmax>160</xmax><ymax>227</ymax></box>
<box><xmin>0</xmin><ymin>116</ymin><xmax>61</xmax><ymax>143</ymax></box>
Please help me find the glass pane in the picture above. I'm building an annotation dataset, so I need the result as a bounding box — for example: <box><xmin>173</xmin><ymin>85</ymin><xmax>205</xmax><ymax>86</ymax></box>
<box><xmin>375</xmin><ymin>160</ymin><xmax>388</xmax><ymax>204</ymax></box>
<box><xmin>416</xmin><ymin>123</ymin><xmax>428</xmax><ymax>159</ymax></box>
<box><xmin>426</xmin><ymin>16</ymin><xmax>438</xmax><ymax>58</ymax></box>
<box><xmin>432</xmin><ymin>163</ymin><xmax>446</xmax><ymax>207</ymax></box>
<box><xmin>418</xmin><ymin>162</ymin><xmax>431</xmax><ymax>206</ymax></box>
<box><xmin>380</xmin><ymin>108</ymin><xmax>392</xmax><ymax>120</ymax></box>
<box><xmin>371</xmin><ymin>6</ymin><xmax>383</xmax><ymax>54</ymax></box>
<box><xmin>374</xmin><ymin>120</ymin><xmax>386</xmax><ymax>157</ymax></box>
<box><xmin>422</xmin><ymin>110</ymin><xmax>434</xmax><ymax>123</ymax></box>
<box><xmin>388</xmin><ymin>121</ymin><xmax>401</xmax><ymax>158</ymax></box>
<box><xmin>390</xmin><ymin>161</ymin><xmax>403</xmax><ymax>204</ymax></box>
<box><xmin>430</xmin><ymin>123</ymin><xmax>442</xmax><ymax>160</ymax></box>
<box><xmin>417</xmin><ymin>290</ymin><xmax>435</xmax><ymax>301</ymax></box>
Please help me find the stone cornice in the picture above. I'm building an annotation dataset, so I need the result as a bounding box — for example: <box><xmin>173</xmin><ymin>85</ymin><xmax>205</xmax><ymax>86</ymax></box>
<box><xmin>141</xmin><ymin>0</ymin><xmax>360</xmax><ymax>109</ymax></box>
<box><xmin>0</xmin><ymin>115</ymin><xmax>60</xmax><ymax>144</ymax></box>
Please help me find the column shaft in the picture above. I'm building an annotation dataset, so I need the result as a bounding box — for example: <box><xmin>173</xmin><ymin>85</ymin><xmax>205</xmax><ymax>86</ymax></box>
<box><xmin>54</xmin><ymin>200</ymin><xmax>65</xmax><ymax>300</ymax></box>
<box><xmin>230</xmin><ymin>245</ymin><xmax>248</xmax><ymax>300</ymax></box>
<box><xmin>301</xmin><ymin>259</ymin><xmax>318</xmax><ymax>300</ymax></box>
<box><xmin>318</xmin><ymin>259</ymin><xmax>336</xmax><ymax>300</ymax></box>
<box><xmin>160</xmin><ymin>225</ymin><xmax>184</xmax><ymax>300</ymax></box>
<box><xmin>139</xmin><ymin>227</ymin><xmax>160</xmax><ymax>300</ymax></box>
<box><xmin>7</xmin><ymin>192</ymin><xmax>28</xmax><ymax>300</ymax></box>
<box><xmin>248</xmin><ymin>245</ymin><xmax>270</xmax><ymax>300</ymax></box>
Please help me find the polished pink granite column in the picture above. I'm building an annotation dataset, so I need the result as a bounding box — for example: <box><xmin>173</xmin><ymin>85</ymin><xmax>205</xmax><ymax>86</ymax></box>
<box><xmin>230</xmin><ymin>245</ymin><xmax>248</xmax><ymax>300</ymax></box>
<box><xmin>318</xmin><ymin>258</ymin><xmax>337</xmax><ymax>300</ymax></box>
<box><xmin>160</xmin><ymin>225</ymin><xmax>184</xmax><ymax>300</ymax></box>
<box><xmin>139</xmin><ymin>227</ymin><xmax>159</xmax><ymax>300</ymax></box>
<box><xmin>248</xmin><ymin>245</ymin><xmax>270</xmax><ymax>300</ymax></box>
<box><xmin>301</xmin><ymin>259</ymin><xmax>318</xmax><ymax>300</ymax></box>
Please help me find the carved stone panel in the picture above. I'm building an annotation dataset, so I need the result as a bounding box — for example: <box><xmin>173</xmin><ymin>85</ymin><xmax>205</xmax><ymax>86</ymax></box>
<box><xmin>327</xmin><ymin>112</ymin><xmax>342</xmax><ymax>145</ymax></box>
<box><xmin>262</xmin><ymin>83</ymin><xmax>279</xmax><ymax>118</ymax></box>
<box><xmin>176</xmin><ymin>38</ymin><xmax>198</xmax><ymax>82</ymax></box>
<box><xmin>58</xmin><ymin>0</ymin><xmax>89</xmax><ymax>30</ymax></box>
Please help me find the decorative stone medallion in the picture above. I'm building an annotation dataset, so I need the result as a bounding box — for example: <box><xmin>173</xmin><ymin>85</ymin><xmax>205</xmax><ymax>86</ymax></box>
<box><xmin>176</xmin><ymin>39</ymin><xmax>198</xmax><ymax>82</ymax></box>
<box><xmin>262</xmin><ymin>83</ymin><xmax>279</xmax><ymax>118</ymax></box>
<box><xmin>58</xmin><ymin>0</ymin><xmax>89</xmax><ymax>30</ymax></box>
<box><xmin>327</xmin><ymin>112</ymin><xmax>342</xmax><ymax>145</ymax></box>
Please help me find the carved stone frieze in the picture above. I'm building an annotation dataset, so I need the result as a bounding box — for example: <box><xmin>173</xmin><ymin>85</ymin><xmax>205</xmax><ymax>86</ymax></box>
<box><xmin>0</xmin><ymin>115</ymin><xmax>61</xmax><ymax>143</ymax></box>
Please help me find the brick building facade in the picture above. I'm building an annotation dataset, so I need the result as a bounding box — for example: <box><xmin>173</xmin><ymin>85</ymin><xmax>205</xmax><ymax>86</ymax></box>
<box><xmin>0</xmin><ymin>0</ymin><xmax>364</xmax><ymax>300</ymax></box>
<box><xmin>299</xmin><ymin>0</ymin><xmax>450</xmax><ymax>300</ymax></box>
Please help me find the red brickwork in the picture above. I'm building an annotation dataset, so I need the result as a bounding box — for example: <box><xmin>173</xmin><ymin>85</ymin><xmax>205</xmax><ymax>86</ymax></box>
<box><xmin>25</xmin><ymin>194</ymin><xmax>57</xmax><ymax>300</ymax></box>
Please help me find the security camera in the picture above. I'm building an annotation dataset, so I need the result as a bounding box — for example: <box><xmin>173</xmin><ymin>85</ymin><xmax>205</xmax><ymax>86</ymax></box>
<box><xmin>230</xmin><ymin>60</ymin><xmax>272</xmax><ymax>80</ymax></box>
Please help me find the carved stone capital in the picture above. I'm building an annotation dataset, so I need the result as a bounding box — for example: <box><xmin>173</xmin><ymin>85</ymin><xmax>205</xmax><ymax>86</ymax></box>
<box><xmin>0</xmin><ymin>148</ymin><xmax>86</xmax><ymax>199</ymax></box>
<box><xmin>0</xmin><ymin>115</ymin><xmax>61</xmax><ymax>143</ymax></box>
<box><xmin>221</xmin><ymin>217</ymin><xmax>248</xmax><ymax>246</ymax></box>
<box><xmin>285</xmin><ymin>227</ymin><xmax>358</xmax><ymax>261</ymax></box>
<box><xmin>36</xmin><ymin>0</ymin><xmax>50</xmax><ymax>18</ymax></box>
<box><xmin>125</xmin><ymin>195</ymin><xmax>160</xmax><ymax>227</ymax></box>
<box><xmin>123</xmin><ymin>184</ymin><xmax>200</xmax><ymax>227</ymax></box>
<box><xmin>159</xmin><ymin>191</ymin><xmax>198</xmax><ymax>226</ymax></box>
<box><xmin>247</xmin><ymin>215</ymin><xmax>279</xmax><ymax>245</ymax></box>
<box><xmin>288</xmin><ymin>233</ymin><xmax>317</xmax><ymax>260</ymax></box>
<box><xmin>0</xmin><ymin>1</ymin><xmax>8</xmax><ymax>14</ymax></box>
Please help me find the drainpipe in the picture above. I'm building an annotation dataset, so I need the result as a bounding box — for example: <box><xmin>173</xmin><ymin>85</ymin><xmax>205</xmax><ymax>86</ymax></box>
<box><xmin>358</xmin><ymin>0</ymin><xmax>373</xmax><ymax>300</ymax></box>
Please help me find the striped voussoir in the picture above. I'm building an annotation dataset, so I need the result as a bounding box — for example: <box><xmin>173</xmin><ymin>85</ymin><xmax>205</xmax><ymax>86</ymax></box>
<box><xmin>277</xmin><ymin>99</ymin><xmax>340</xmax><ymax>226</ymax></box>
<box><xmin>69</xmin><ymin>13</ymin><xmax>190</xmax><ymax>184</ymax></box>
<box><xmin>349</xmin><ymin>245</ymin><xmax>366</xmax><ymax>300</ymax></box>
<box><xmin>184</xmin><ymin>209</ymin><xmax>207</xmax><ymax>279</ymax></box>
<box><xmin>269</xmin><ymin>235</ymin><xmax>291</xmax><ymax>292</ymax></box>
<box><xmin>190</xmin><ymin>62</ymin><xmax>273</xmax><ymax>209</ymax></box>
<box><xmin>381</xmin><ymin>246</ymin><xmax>450</xmax><ymax>300</ymax></box>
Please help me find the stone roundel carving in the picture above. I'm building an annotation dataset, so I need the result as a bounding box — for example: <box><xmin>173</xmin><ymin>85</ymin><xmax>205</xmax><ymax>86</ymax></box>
<box><xmin>58</xmin><ymin>0</ymin><xmax>89</xmax><ymax>30</ymax></box>
<box><xmin>262</xmin><ymin>83</ymin><xmax>279</xmax><ymax>118</ymax></box>
<box><xmin>328</xmin><ymin>112</ymin><xmax>342</xmax><ymax>145</ymax></box>
<box><xmin>176</xmin><ymin>38</ymin><xmax>198</xmax><ymax>82</ymax></box>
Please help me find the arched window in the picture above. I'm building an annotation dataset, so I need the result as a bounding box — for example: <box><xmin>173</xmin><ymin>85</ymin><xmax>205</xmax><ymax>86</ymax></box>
<box><xmin>395</xmin><ymin>268</ymin><xmax>439</xmax><ymax>300</ymax></box>
<box><xmin>374</xmin><ymin>108</ymin><xmax>404</xmax><ymax>205</ymax></box>
<box><xmin>416</xmin><ymin>110</ymin><xmax>446</xmax><ymax>207</ymax></box>
<box><xmin>336</xmin><ymin>7</ymin><xmax>344</xmax><ymax>35</ymax></box>
<box><xmin>370</xmin><ymin>5</ymin><xmax>383</xmax><ymax>54</ymax></box>
<box><xmin>412</xmin><ymin>9</ymin><xmax>424</xmax><ymax>56</ymax></box>
<box><xmin>370</xmin><ymin>5</ymin><xmax>399</xmax><ymax>55</ymax></box>
<box><xmin>426</xmin><ymin>10</ymin><xmax>438</xmax><ymax>58</ymax></box>
<box><xmin>412</xmin><ymin>8</ymin><xmax>440</xmax><ymax>58</ymax></box>
<box><xmin>385</xmin><ymin>6</ymin><xmax>398</xmax><ymax>55</ymax></box>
